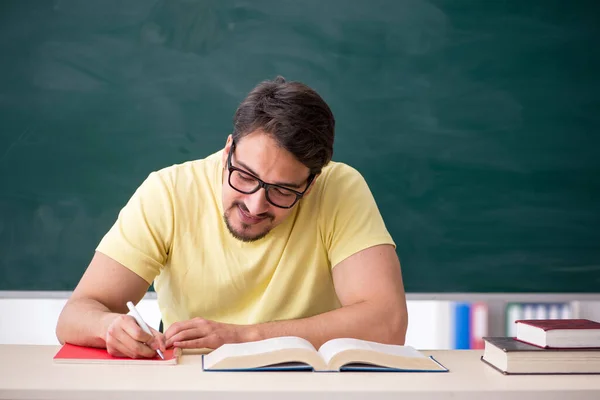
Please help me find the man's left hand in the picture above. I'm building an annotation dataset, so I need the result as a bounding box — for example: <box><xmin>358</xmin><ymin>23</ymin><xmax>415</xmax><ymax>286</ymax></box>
<box><xmin>164</xmin><ymin>317</ymin><xmax>253</xmax><ymax>349</ymax></box>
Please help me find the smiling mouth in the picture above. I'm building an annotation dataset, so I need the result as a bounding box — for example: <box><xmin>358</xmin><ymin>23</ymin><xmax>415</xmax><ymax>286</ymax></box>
<box><xmin>237</xmin><ymin>204</ymin><xmax>267</xmax><ymax>224</ymax></box>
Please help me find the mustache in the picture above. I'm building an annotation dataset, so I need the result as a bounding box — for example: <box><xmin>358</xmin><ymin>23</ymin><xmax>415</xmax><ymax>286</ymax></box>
<box><xmin>232</xmin><ymin>201</ymin><xmax>275</xmax><ymax>221</ymax></box>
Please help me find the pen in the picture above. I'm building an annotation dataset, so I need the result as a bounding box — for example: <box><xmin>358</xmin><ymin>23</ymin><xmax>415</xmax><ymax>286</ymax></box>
<box><xmin>126</xmin><ymin>301</ymin><xmax>165</xmax><ymax>360</ymax></box>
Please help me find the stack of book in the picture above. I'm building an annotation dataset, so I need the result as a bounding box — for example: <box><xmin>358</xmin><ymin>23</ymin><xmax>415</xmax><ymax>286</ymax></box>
<box><xmin>481</xmin><ymin>319</ymin><xmax>600</xmax><ymax>375</ymax></box>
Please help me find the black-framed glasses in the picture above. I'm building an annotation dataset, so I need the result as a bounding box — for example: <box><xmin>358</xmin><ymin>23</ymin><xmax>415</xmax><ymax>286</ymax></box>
<box><xmin>226</xmin><ymin>141</ymin><xmax>315</xmax><ymax>209</ymax></box>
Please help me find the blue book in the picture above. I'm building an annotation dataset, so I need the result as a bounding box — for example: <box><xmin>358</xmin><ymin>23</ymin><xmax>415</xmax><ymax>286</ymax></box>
<box><xmin>453</xmin><ymin>302</ymin><xmax>471</xmax><ymax>349</ymax></box>
<box><xmin>201</xmin><ymin>336</ymin><xmax>448</xmax><ymax>373</ymax></box>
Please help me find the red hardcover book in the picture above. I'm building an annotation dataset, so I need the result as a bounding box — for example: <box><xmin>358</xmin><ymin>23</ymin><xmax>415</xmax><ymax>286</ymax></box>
<box><xmin>515</xmin><ymin>319</ymin><xmax>600</xmax><ymax>349</ymax></box>
<box><xmin>53</xmin><ymin>343</ymin><xmax>181</xmax><ymax>364</ymax></box>
<box><xmin>469</xmin><ymin>302</ymin><xmax>488</xmax><ymax>349</ymax></box>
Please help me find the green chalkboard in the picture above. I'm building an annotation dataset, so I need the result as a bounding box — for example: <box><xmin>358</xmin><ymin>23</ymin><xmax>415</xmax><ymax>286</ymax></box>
<box><xmin>1</xmin><ymin>0</ymin><xmax>599</xmax><ymax>292</ymax></box>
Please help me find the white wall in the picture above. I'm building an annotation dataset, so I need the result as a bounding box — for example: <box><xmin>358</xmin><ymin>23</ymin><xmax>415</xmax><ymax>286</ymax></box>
<box><xmin>0</xmin><ymin>297</ymin><xmax>161</xmax><ymax>346</ymax></box>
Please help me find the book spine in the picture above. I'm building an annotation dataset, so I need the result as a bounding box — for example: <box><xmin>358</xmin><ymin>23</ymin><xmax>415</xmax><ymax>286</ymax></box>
<box><xmin>469</xmin><ymin>302</ymin><xmax>488</xmax><ymax>350</ymax></box>
<box><xmin>505</xmin><ymin>302</ymin><xmax>522</xmax><ymax>337</ymax></box>
<box><xmin>453</xmin><ymin>302</ymin><xmax>471</xmax><ymax>349</ymax></box>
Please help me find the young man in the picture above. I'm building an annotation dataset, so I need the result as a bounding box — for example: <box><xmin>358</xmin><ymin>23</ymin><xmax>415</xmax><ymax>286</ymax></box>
<box><xmin>56</xmin><ymin>77</ymin><xmax>408</xmax><ymax>359</ymax></box>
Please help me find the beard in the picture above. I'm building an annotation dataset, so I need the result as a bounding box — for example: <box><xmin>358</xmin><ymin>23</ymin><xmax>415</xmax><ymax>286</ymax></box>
<box><xmin>223</xmin><ymin>201</ymin><xmax>275</xmax><ymax>242</ymax></box>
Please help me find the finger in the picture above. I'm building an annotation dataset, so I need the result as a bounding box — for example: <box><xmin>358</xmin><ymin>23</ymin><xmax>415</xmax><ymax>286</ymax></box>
<box><xmin>120</xmin><ymin>315</ymin><xmax>154</xmax><ymax>343</ymax></box>
<box><xmin>165</xmin><ymin>319</ymin><xmax>210</xmax><ymax>347</ymax></box>
<box><xmin>173</xmin><ymin>334</ymin><xmax>220</xmax><ymax>350</ymax></box>
<box><xmin>105</xmin><ymin>332</ymin><xmax>128</xmax><ymax>358</ymax></box>
<box><xmin>150</xmin><ymin>326</ymin><xmax>162</xmax><ymax>336</ymax></box>
<box><xmin>106</xmin><ymin>322</ymin><xmax>144</xmax><ymax>359</ymax></box>
<box><xmin>106</xmin><ymin>333</ymin><xmax>138</xmax><ymax>359</ymax></box>
<box><xmin>164</xmin><ymin>318</ymin><xmax>207</xmax><ymax>340</ymax></box>
<box><xmin>148</xmin><ymin>330</ymin><xmax>167</xmax><ymax>353</ymax></box>
<box><xmin>163</xmin><ymin>321</ymin><xmax>184</xmax><ymax>339</ymax></box>
<box><xmin>117</xmin><ymin>331</ymin><xmax>157</xmax><ymax>359</ymax></box>
<box><xmin>109</xmin><ymin>316</ymin><xmax>156</xmax><ymax>358</ymax></box>
<box><xmin>165</xmin><ymin>327</ymin><xmax>207</xmax><ymax>348</ymax></box>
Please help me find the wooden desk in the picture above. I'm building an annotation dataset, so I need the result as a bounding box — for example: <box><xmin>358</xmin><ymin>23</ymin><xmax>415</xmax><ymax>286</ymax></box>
<box><xmin>1</xmin><ymin>345</ymin><xmax>599</xmax><ymax>400</ymax></box>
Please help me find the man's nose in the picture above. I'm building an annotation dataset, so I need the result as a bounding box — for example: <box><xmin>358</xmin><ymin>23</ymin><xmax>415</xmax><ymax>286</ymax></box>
<box><xmin>245</xmin><ymin>188</ymin><xmax>270</xmax><ymax>215</ymax></box>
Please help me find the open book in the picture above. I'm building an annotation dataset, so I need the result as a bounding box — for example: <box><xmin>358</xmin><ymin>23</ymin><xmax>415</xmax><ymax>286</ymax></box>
<box><xmin>202</xmin><ymin>337</ymin><xmax>448</xmax><ymax>372</ymax></box>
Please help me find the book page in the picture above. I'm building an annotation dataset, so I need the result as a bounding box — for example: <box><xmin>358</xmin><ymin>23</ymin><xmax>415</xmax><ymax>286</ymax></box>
<box><xmin>204</xmin><ymin>336</ymin><xmax>317</xmax><ymax>369</ymax></box>
<box><xmin>318</xmin><ymin>338</ymin><xmax>426</xmax><ymax>366</ymax></box>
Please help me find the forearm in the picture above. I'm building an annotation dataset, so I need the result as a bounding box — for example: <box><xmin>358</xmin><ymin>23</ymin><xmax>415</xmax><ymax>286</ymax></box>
<box><xmin>251</xmin><ymin>300</ymin><xmax>408</xmax><ymax>349</ymax></box>
<box><xmin>55</xmin><ymin>298</ymin><xmax>120</xmax><ymax>348</ymax></box>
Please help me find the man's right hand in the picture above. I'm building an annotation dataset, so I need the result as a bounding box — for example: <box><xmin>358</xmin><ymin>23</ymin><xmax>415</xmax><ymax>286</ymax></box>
<box><xmin>55</xmin><ymin>252</ymin><xmax>166</xmax><ymax>357</ymax></box>
<box><xmin>104</xmin><ymin>314</ymin><xmax>167</xmax><ymax>359</ymax></box>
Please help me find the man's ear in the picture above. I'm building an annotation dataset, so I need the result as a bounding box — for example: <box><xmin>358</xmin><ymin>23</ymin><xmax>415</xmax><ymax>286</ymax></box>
<box><xmin>222</xmin><ymin>134</ymin><xmax>233</xmax><ymax>166</ymax></box>
<box><xmin>303</xmin><ymin>173</ymin><xmax>320</xmax><ymax>196</ymax></box>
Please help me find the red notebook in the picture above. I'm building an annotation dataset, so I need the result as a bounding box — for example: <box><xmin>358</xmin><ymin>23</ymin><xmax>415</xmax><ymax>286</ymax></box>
<box><xmin>515</xmin><ymin>319</ymin><xmax>600</xmax><ymax>349</ymax></box>
<box><xmin>53</xmin><ymin>343</ymin><xmax>181</xmax><ymax>365</ymax></box>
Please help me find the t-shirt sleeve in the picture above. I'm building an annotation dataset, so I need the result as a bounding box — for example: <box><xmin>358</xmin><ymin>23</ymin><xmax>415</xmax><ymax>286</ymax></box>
<box><xmin>96</xmin><ymin>171</ymin><xmax>174</xmax><ymax>284</ymax></box>
<box><xmin>319</xmin><ymin>164</ymin><xmax>396</xmax><ymax>269</ymax></box>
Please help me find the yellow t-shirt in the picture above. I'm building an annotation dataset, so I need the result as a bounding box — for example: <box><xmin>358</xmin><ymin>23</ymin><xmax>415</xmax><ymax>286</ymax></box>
<box><xmin>96</xmin><ymin>150</ymin><xmax>395</xmax><ymax>329</ymax></box>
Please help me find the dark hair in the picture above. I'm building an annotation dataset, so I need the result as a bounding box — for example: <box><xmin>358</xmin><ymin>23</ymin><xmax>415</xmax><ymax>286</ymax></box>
<box><xmin>232</xmin><ymin>76</ymin><xmax>335</xmax><ymax>175</ymax></box>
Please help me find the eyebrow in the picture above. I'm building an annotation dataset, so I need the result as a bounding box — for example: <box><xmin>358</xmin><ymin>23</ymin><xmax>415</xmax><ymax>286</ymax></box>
<box><xmin>235</xmin><ymin>159</ymin><xmax>305</xmax><ymax>189</ymax></box>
